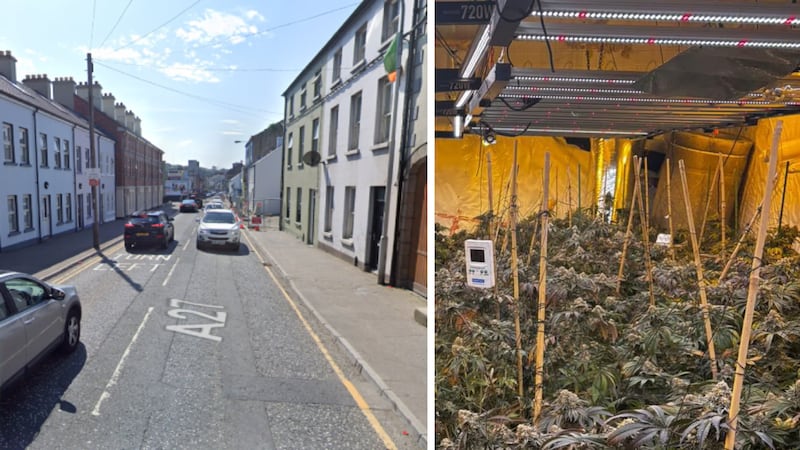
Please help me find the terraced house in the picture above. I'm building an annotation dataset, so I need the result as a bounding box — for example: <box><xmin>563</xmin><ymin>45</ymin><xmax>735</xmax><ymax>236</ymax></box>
<box><xmin>281</xmin><ymin>0</ymin><xmax>427</xmax><ymax>292</ymax></box>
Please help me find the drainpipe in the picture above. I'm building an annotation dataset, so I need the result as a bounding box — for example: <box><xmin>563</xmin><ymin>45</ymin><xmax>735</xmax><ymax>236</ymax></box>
<box><xmin>32</xmin><ymin>107</ymin><xmax>41</xmax><ymax>243</ymax></box>
<box><xmin>377</xmin><ymin>0</ymin><xmax>405</xmax><ymax>285</ymax></box>
<box><xmin>279</xmin><ymin>99</ymin><xmax>287</xmax><ymax>232</ymax></box>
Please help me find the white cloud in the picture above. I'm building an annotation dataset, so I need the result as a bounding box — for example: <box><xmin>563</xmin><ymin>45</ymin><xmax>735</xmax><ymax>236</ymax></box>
<box><xmin>222</xmin><ymin>130</ymin><xmax>244</xmax><ymax>135</ymax></box>
<box><xmin>159</xmin><ymin>62</ymin><xmax>220</xmax><ymax>83</ymax></box>
<box><xmin>175</xmin><ymin>9</ymin><xmax>260</xmax><ymax>46</ymax></box>
<box><xmin>221</xmin><ymin>119</ymin><xmax>239</xmax><ymax>124</ymax></box>
<box><xmin>245</xmin><ymin>10</ymin><xmax>264</xmax><ymax>21</ymax></box>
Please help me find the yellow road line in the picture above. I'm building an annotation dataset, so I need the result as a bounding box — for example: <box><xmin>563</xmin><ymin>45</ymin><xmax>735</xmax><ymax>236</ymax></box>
<box><xmin>51</xmin><ymin>242</ymin><xmax>124</xmax><ymax>284</ymax></box>
<box><xmin>244</xmin><ymin>233</ymin><xmax>397</xmax><ymax>450</ymax></box>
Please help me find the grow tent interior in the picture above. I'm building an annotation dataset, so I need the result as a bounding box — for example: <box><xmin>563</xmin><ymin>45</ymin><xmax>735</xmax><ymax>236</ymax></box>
<box><xmin>435</xmin><ymin>0</ymin><xmax>800</xmax><ymax>234</ymax></box>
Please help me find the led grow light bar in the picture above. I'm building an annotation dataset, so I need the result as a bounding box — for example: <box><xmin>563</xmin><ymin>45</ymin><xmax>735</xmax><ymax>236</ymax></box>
<box><xmin>502</xmin><ymin>93</ymin><xmax>800</xmax><ymax>105</ymax></box>
<box><xmin>517</xmin><ymin>34</ymin><xmax>800</xmax><ymax>49</ymax></box>
<box><xmin>513</xmin><ymin>75</ymin><xmax>637</xmax><ymax>84</ymax></box>
<box><xmin>505</xmin><ymin>85</ymin><xmax>643</xmax><ymax>95</ymax></box>
<box><xmin>530</xmin><ymin>10</ymin><xmax>799</xmax><ymax>26</ymax></box>
<box><xmin>492</xmin><ymin>126</ymin><xmax>649</xmax><ymax>136</ymax></box>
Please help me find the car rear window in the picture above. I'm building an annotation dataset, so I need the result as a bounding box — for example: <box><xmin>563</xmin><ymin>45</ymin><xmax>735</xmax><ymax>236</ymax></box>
<box><xmin>203</xmin><ymin>212</ymin><xmax>235</xmax><ymax>224</ymax></box>
<box><xmin>130</xmin><ymin>216</ymin><xmax>159</xmax><ymax>225</ymax></box>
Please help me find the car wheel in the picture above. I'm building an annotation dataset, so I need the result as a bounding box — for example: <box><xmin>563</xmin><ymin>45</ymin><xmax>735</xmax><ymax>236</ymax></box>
<box><xmin>60</xmin><ymin>309</ymin><xmax>81</xmax><ymax>353</ymax></box>
<box><xmin>230</xmin><ymin>243</ymin><xmax>239</xmax><ymax>252</ymax></box>
<box><xmin>125</xmin><ymin>242</ymin><xmax>133</xmax><ymax>251</ymax></box>
<box><xmin>161</xmin><ymin>236</ymin><xmax>169</xmax><ymax>249</ymax></box>
<box><xmin>196</xmin><ymin>240</ymin><xmax>202</xmax><ymax>250</ymax></box>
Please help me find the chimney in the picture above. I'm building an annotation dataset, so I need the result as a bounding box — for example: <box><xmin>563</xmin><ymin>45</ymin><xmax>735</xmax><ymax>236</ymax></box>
<box><xmin>125</xmin><ymin>110</ymin><xmax>135</xmax><ymax>130</ymax></box>
<box><xmin>102</xmin><ymin>92</ymin><xmax>116</xmax><ymax>114</ymax></box>
<box><xmin>76</xmin><ymin>81</ymin><xmax>90</xmax><ymax>101</ymax></box>
<box><xmin>0</xmin><ymin>50</ymin><xmax>17</xmax><ymax>82</ymax></box>
<box><xmin>90</xmin><ymin>81</ymin><xmax>102</xmax><ymax>110</ymax></box>
<box><xmin>53</xmin><ymin>77</ymin><xmax>77</xmax><ymax>108</ymax></box>
<box><xmin>22</xmin><ymin>74</ymin><xmax>52</xmax><ymax>99</ymax></box>
<box><xmin>134</xmin><ymin>116</ymin><xmax>142</xmax><ymax>136</ymax></box>
<box><xmin>114</xmin><ymin>102</ymin><xmax>126</xmax><ymax>125</ymax></box>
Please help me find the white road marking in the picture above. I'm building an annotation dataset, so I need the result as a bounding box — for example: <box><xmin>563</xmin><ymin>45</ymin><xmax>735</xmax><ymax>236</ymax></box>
<box><xmin>182</xmin><ymin>238</ymin><xmax>191</xmax><ymax>251</ymax></box>
<box><xmin>92</xmin><ymin>306</ymin><xmax>154</xmax><ymax>416</ymax></box>
<box><xmin>162</xmin><ymin>257</ymin><xmax>180</xmax><ymax>286</ymax></box>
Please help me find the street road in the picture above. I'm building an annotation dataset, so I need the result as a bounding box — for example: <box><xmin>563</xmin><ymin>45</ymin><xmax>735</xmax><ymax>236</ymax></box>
<box><xmin>0</xmin><ymin>209</ymin><xmax>419</xmax><ymax>449</ymax></box>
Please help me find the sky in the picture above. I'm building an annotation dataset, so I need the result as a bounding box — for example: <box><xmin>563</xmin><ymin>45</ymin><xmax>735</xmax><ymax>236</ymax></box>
<box><xmin>0</xmin><ymin>0</ymin><xmax>361</xmax><ymax>169</ymax></box>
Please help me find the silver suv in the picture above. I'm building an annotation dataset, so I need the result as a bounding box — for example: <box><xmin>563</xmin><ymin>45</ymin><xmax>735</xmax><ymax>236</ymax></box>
<box><xmin>196</xmin><ymin>209</ymin><xmax>241</xmax><ymax>251</ymax></box>
<box><xmin>0</xmin><ymin>271</ymin><xmax>81</xmax><ymax>396</ymax></box>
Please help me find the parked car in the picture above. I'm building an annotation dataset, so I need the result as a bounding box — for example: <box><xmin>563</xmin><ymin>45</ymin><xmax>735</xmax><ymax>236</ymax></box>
<box><xmin>0</xmin><ymin>271</ymin><xmax>81</xmax><ymax>397</ymax></box>
<box><xmin>179</xmin><ymin>199</ymin><xmax>199</xmax><ymax>212</ymax></box>
<box><xmin>124</xmin><ymin>211</ymin><xmax>174</xmax><ymax>250</ymax></box>
<box><xmin>204</xmin><ymin>202</ymin><xmax>224</xmax><ymax>212</ymax></box>
<box><xmin>196</xmin><ymin>209</ymin><xmax>241</xmax><ymax>251</ymax></box>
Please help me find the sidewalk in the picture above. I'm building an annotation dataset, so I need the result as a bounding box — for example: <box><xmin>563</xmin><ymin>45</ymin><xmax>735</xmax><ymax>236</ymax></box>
<box><xmin>243</xmin><ymin>216</ymin><xmax>428</xmax><ymax>447</ymax></box>
<box><xmin>0</xmin><ymin>210</ymin><xmax>429</xmax><ymax>447</ymax></box>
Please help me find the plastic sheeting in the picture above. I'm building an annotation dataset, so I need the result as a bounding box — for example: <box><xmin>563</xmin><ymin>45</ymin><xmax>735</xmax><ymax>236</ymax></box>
<box><xmin>435</xmin><ymin>135</ymin><xmax>595</xmax><ymax>234</ymax></box>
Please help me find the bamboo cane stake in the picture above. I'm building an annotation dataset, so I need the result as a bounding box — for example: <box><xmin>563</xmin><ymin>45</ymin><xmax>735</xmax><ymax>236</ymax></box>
<box><xmin>718</xmin><ymin>204</ymin><xmax>762</xmax><ymax>284</ymax></box>
<box><xmin>666</xmin><ymin>158</ymin><xmax>676</xmax><ymax>261</ymax></box>
<box><xmin>533</xmin><ymin>152</ymin><xmax>551</xmax><ymax>426</ymax></box>
<box><xmin>568</xmin><ymin>167</ymin><xmax>573</xmax><ymax>227</ymax></box>
<box><xmin>678</xmin><ymin>159</ymin><xmax>718</xmax><ymax>380</ymax></box>
<box><xmin>617</xmin><ymin>156</ymin><xmax>641</xmax><ymax>295</ymax></box>
<box><xmin>526</xmin><ymin>193</ymin><xmax>542</xmax><ymax>267</ymax></box>
<box><xmin>644</xmin><ymin>156</ymin><xmax>651</xmax><ymax>233</ymax></box>
<box><xmin>719</xmin><ymin>154</ymin><xmax>727</xmax><ymax>259</ymax></box>
<box><xmin>699</xmin><ymin>159</ymin><xmax>721</xmax><ymax>244</ymax></box>
<box><xmin>509</xmin><ymin>144</ymin><xmax>524</xmax><ymax>402</ymax></box>
<box><xmin>634</xmin><ymin>159</ymin><xmax>656</xmax><ymax>307</ymax></box>
<box><xmin>725</xmin><ymin>121</ymin><xmax>783</xmax><ymax>450</ymax></box>
<box><xmin>487</xmin><ymin>152</ymin><xmax>495</xmax><ymax>242</ymax></box>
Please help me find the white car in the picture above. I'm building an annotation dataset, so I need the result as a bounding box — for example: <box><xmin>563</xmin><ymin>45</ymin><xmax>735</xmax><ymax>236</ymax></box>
<box><xmin>196</xmin><ymin>209</ymin><xmax>241</xmax><ymax>252</ymax></box>
<box><xmin>203</xmin><ymin>202</ymin><xmax>224</xmax><ymax>212</ymax></box>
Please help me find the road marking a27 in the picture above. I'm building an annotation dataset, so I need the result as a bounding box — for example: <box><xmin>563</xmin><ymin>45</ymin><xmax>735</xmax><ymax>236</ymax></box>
<box><xmin>165</xmin><ymin>298</ymin><xmax>226</xmax><ymax>342</ymax></box>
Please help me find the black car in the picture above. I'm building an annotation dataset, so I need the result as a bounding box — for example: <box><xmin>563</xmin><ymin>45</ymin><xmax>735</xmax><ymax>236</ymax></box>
<box><xmin>179</xmin><ymin>199</ymin><xmax>199</xmax><ymax>212</ymax></box>
<box><xmin>124</xmin><ymin>211</ymin><xmax>174</xmax><ymax>250</ymax></box>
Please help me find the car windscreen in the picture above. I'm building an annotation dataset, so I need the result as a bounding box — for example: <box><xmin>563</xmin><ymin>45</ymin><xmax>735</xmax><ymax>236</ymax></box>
<box><xmin>203</xmin><ymin>213</ymin><xmax>235</xmax><ymax>224</ymax></box>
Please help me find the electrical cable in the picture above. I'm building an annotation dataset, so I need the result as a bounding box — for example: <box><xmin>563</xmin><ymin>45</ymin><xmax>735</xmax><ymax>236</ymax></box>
<box><xmin>535</xmin><ymin>0</ymin><xmax>556</xmax><ymax>73</ymax></box>
<box><xmin>115</xmin><ymin>0</ymin><xmax>205</xmax><ymax>51</ymax></box>
<box><xmin>98</xmin><ymin>0</ymin><xmax>136</xmax><ymax>49</ymax></box>
<box><xmin>494</xmin><ymin>0</ymin><xmax>536</xmax><ymax>23</ymax></box>
<box><xmin>436</xmin><ymin>28</ymin><xmax>462</xmax><ymax>66</ymax></box>
<box><xmin>498</xmin><ymin>96</ymin><xmax>540</xmax><ymax>112</ymax></box>
<box><xmin>94</xmin><ymin>60</ymin><xmax>280</xmax><ymax>115</ymax></box>
<box><xmin>90</xmin><ymin>0</ymin><xmax>98</xmax><ymax>49</ymax></box>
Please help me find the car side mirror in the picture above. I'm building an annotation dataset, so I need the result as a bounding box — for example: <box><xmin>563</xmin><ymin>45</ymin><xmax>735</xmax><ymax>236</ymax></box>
<box><xmin>50</xmin><ymin>288</ymin><xmax>66</xmax><ymax>300</ymax></box>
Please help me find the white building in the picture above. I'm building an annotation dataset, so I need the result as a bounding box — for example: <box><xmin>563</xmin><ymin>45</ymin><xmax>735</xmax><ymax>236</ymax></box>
<box><xmin>247</xmin><ymin>147</ymin><xmax>282</xmax><ymax>216</ymax></box>
<box><xmin>313</xmin><ymin>0</ymin><xmax>412</xmax><ymax>277</ymax></box>
<box><xmin>0</xmin><ymin>51</ymin><xmax>116</xmax><ymax>250</ymax></box>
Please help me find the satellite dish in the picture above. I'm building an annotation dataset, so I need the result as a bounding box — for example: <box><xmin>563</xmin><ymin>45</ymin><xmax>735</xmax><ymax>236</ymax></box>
<box><xmin>302</xmin><ymin>151</ymin><xmax>323</xmax><ymax>166</ymax></box>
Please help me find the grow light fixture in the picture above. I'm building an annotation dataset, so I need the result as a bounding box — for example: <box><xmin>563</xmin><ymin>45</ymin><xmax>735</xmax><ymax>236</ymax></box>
<box><xmin>517</xmin><ymin>34</ymin><xmax>800</xmax><ymax>49</ymax></box>
<box><xmin>505</xmin><ymin>85</ymin><xmax>644</xmax><ymax>95</ymax></box>
<box><xmin>492</xmin><ymin>126</ymin><xmax>649</xmax><ymax>136</ymax></box>
<box><xmin>455</xmin><ymin>26</ymin><xmax>492</xmax><ymax>108</ymax></box>
<box><xmin>529</xmin><ymin>11</ymin><xmax>800</xmax><ymax>26</ymax></box>
<box><xmin>513</xmin><ymin>75</ymin><xmax>637</xmax><ymax>84</ymax></box>
<box><xmin>501</xmin><ymin>93</ymin><xmax>800</xmax><ymax>105</ymax></box>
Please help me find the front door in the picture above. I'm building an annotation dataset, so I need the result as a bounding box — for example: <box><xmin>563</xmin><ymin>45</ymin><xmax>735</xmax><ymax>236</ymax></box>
<box><xmin>307</xmin><ymin>189</ymin><xmax>316</xmax><ymax>245</ymax></box>
<box><xmin>367</xmin><ymin>186</ymin><xmax>385</xmax><ymax>272</ymax></box>
<box><xmin>41</xmin><ymin>195</ymin><xmax>51</xmax><ymax>239</ymax></box>
<box><xmin>77</xmin><ymin>194</ymin><xmax>84</xmax><ymax>229</ymax></box>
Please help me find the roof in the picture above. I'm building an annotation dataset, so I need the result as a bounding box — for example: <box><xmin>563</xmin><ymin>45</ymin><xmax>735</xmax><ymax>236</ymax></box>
<box><xmin>435</xmin><ymin>0</ymin><xmax>800</xmax><ymax>139</ymax></box>
<box><xmin>0</xmin><ymin>74</ymin><xmax>98</xmax><ymax>133</ymax></box>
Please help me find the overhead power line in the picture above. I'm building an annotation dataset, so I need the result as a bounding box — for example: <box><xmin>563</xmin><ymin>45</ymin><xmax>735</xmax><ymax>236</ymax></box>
<box><xmin>115</xmin><ymin>0</ymin><xmax>205</xmax><ymax>51</ymax></box>
<box><xmin>94</xmin><ymin>60</ymin><xmax>282</xmax><ymax>116</ymax></box>
<box><xmin>90</xmin><ymin>0</ymin><xmax>98</xmax><ymax>48</ymax></box>
<box><xmin>98</xmin><ymin>0</ymin><xmax>136</xmax><ymax>49</ymax></box>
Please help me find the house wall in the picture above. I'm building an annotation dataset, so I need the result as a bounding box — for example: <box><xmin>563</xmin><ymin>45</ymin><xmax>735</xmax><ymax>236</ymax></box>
<box><xmin>35</xmin><ymin>111</ymin><xmax>79</xmax><ymax>238</ymax></box>
<box><xmin>250</xmin><ymin>149</ymin><xmax>282</xmax><ymax>216</ymax></box>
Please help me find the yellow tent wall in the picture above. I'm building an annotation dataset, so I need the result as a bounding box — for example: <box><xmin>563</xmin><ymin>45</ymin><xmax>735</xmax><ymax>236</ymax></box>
<box><xmin>434</xmin><ymin>135</ymin><xmax>595</xmax><ymax>234</ymax></box>
<box><xmin>739</xmin><ymin>114</ymin><xmax>800</xmax><ymax>232</ymax></box>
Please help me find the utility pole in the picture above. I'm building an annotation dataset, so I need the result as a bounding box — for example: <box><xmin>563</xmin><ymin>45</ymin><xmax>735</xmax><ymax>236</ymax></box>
<box><xmin>87</xmin><ymin>53</ymin><xmax>100</xmax><ymax>249</ymax></box>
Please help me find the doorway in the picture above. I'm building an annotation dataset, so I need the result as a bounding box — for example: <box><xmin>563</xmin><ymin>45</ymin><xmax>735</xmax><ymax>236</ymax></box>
<box><xmin>41</xmin><ymin>195</ymin><xmax>51</xmax><ymax>239</ymax></box>
<box><xmin>307</xmin><ymin>189</ymin><xmax>316</xmax><ymax>245</ymax></box>
<box><xmin>367</xmin><ymin>186</ymin><xmax>385</xmax><ymax>272</ymax></box>
<box><xmin>77</xmin><ymin>194</ymin><xmax>84</xmax><ymax>229</ymax></box>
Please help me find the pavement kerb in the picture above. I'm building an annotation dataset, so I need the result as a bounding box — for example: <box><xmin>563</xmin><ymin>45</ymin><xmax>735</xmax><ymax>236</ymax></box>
<box><xmin>246</xmin><ymin>230</ymin><xmax>428</xmax><ymax>449</ymax></box>
<box><xmin>36</xmin><ymin>236</ymin><xmax>125</xmax><ymax>282</ymax></box>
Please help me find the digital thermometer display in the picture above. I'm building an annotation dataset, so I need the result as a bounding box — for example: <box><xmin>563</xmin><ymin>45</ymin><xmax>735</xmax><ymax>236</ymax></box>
<box><xmin>465</xmin><ymin>239</ymin><xmax>495</xmax><ymax>288</ymax></box>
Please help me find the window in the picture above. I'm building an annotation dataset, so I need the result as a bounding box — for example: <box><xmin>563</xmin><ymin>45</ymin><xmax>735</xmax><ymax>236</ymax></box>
<box><xmin>332</xmin><ymin>48</ymin><xmax>342</xmax><ymax>82</ymax></box>
<box><xmin>86</xmin><ymin>193</ymin><xmax>92</xmax><ymax>218</ymax></box>
<box><xmin>3</xmin><ymin>123</ymin><xmax>13</xmax><ymax>163</ymax></box>
<box><xmin>300</xmin><ymin>89</ymin><xmax>307</xmax><ymax>110</ymax></box>
<box><xmin>56</xmin><ymin>194</ymin><xmax>63</xmax><ymax>223</ymax></box>
<box><xmin>328</xmin><ymin>106</ymin><xmax>339</xmax><ymax>158</ymax></box>
<box><xmin>7</xmin><ymin>195</ymin><xmax>18</xmax><ymax>233</ymax></box>
<box><xmin>64</xmin><ymin>140</ymin><xmax>70</xmax><ymax>169</ymax></box>
<box><xmin>54</xmin><ymin>137</ymin><xmax>62</xmax><ymax>169</ymax></box>
<box><xmin>66</xmin><ymin>193</ymin><xmax>72</xmax><ymax>222</ymax></box>
<box><xmin>39</xmin><ymin>133</ymin><xmax>48</xmax><ymax>167</ymax></box>
<box><xmin>313</xmin><ymin>70</ymin><xmax>322</xmax><ymax>99</ymax></box>
<box><xmin>285</xmin><ymin>187</ymin><xmax>291</xmax><ymax>219</ymax></box>
<box><xmin>85</xmin><ymin>147</ymin><xmax>90</xmax><ymax>169</ymax></box>
<box><xmin>76</xmin><ymin>146</ymin><xmax>82</xmax><ymax>173</ymax></box>
<box><xmin>286</xmin><ymin>133</ymin><xmax>293</xmax><ymax>168</ymax></box>
<box><xmin>348</xmin><ymin>91</ymin><xmax>362</xmax><ymax>150</ymax></box>
<box><xmin>343</xmin><ymin>186</ymin><xmax>356</xmax><ymax>239</ymax></box>
<box><xmin>324</xmin><ymin>186</ymin><xmax>334</xmax><ymax>233</ymax></box>
<box><xmin>288</xmin><ymin>96</ymin><xmax>294</xmax><ymax>117</ymax></box>
<box><xmin>311</xmin><ymin>118</ymin><xmax>319</xmax><ymax>153</ymax></box>
<box><xmin>295</xmin><ymin>187</ymin><xmax>302</xmax><ymax>223</ymax></box>
<box><xmin>298</xmin><ymin>126</ymin><xmax>305</xmax><ymax>164</ymax></box>
<box><xmin>382</xmin><ymin>0</ymin><xmax>400</xmax><ymax>42</ymax></box>
<box><xmin>353</xmin><ymin>23</ymin><xmax>367</xmax><ymax>64</ymax></box>
<box><xmin>375</xmin><ymin>76</ymin><xmax>393</xmax><ymax>144</ymax></box>
<box><xmin>23</xmin><ymin>194</ymin><xmax>32</xmax><ymax>229</ymax></box>
<box><xmin>19</xmin><ymin>127</ymin><xmax>28</xmax><ymax>165</ymax></box>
